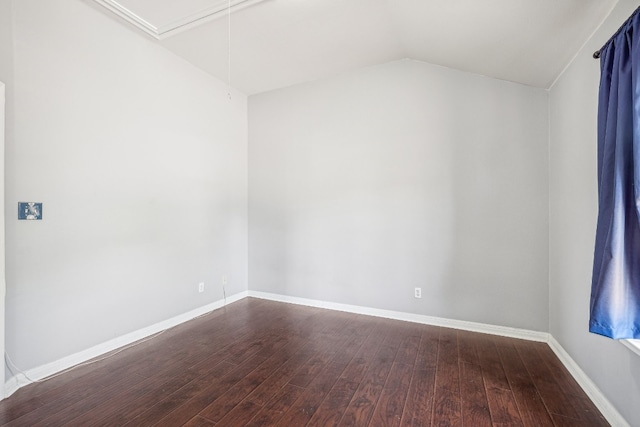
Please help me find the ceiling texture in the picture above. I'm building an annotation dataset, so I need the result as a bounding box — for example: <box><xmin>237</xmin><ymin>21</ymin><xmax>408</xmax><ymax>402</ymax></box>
<box><xmin>91</xmin><ymin>0</ymin><xmax>619</xmax><ymax>95</ymax></box>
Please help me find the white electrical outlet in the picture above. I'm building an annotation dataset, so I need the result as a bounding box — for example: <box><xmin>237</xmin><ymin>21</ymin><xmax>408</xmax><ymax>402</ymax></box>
<box><xmin>198</xmin><ymin>282</ymin><xmax>205</xmax><ymax>293</ymax></box>
<box><xmin>414</xmin><ymin>287</ymin><xmax>422</xmax><ymax>298</ymax></box>
<box><xmin>222</xmin><ymin>275</ymin><xmax>227</xmax><ymax>285</ymax></box>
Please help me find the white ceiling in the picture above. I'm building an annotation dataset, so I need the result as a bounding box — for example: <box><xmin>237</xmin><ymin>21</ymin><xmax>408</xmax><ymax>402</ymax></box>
<box><xmin>93</xmin><ymin>0</ymin><xmax>618</xmax><ymax>95</ymax></box>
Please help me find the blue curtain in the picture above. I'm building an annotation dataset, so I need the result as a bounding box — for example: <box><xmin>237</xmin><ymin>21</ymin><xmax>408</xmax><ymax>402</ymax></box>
<box><xmin>590</xmin><ymin>10</ymin><xmax>640</xmax><ymax>339</ymax></box>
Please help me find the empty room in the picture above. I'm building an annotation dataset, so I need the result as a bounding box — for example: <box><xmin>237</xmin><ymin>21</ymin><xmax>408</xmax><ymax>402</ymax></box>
<box><xmin>0</xmin><ymin>0</ymin><xmax>640</xmax><ymax>425</ymax></box>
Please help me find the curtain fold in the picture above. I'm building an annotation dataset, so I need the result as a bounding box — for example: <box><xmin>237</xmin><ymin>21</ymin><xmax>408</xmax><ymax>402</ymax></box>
<box><xmin>590</xmin><ymin>10</ymin><xmax>640</xmax><ymax>339</ymax></box>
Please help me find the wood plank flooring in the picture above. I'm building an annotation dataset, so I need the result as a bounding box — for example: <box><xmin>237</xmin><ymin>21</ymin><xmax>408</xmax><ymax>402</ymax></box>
<box><xmin>0</xmin><ymin>298</ymin><xmax>609</xmax><ymax>426</ymax></box>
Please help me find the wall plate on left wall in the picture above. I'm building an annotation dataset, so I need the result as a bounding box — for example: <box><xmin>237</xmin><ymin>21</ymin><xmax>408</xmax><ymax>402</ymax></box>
<box><xmin>18</xmin><ymin>202</ymin><xmax>42</xmax><ymax>220</ymax></box>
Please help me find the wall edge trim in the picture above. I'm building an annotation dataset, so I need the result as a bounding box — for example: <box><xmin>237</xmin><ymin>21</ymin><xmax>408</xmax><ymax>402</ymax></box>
<box><xmin>249</xmin><ymin>291</ymin><xmax>629</xmax><ymax>427</ymax></box>
<box><xmin>4</xmin><ymin>291</ymin><xmax>630</xmax><ymax>427</ymax></box>
<box><xmin>621</xmin><ymin>339</ymin><xmax>640</xmax><ymax>357</ymax></box>
<box><xmin>91</xmin><ymin>0</ymin><xmax>267</xmax><ymax>40</ymax></box>
<box><xmin>547</xmin><ymin>335</ymin><xmax>630</xmax><ymax>427</ymax></box>
<box><xmin>248</xmin><ymin>291</ymin><xmax>548</xmax><ymax>341</ymax></box>
<box><xmin>3</xmin><ymin>290</ymin><xmax>248</xmax><ymax>398</ymax></box>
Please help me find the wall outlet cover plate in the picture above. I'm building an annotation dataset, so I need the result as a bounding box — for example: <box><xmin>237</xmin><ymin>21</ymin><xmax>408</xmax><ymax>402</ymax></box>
<box><xmin>19</xmin><ymin>202</ymin><xmax>42</xmax><ymax>220</ymax></box>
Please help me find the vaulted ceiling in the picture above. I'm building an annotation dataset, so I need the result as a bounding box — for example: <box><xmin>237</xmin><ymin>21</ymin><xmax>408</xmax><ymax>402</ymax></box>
<box><xmin>92</xmin><ymin>0</ymin><xmax>618</xmax><ymax>95</ymax></box>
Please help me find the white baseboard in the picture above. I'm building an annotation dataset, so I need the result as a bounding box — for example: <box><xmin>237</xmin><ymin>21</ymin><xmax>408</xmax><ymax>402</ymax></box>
<box><xmin>248</xmin><ymin>291</ymin><xmax>549</xmax><ymax>342</ymax></box>
<box><xmin>547</xmin><ymin>336</ymin><xmax>630</xmax><ymax>427</ymax></box>
<box><xmin>3</xmin><ymin>290</ymin><xmax>629</xmax><ymax>427</ymax></box>
<box><xmin>4</xmin><ymin>290</ymin><xmax>248</xmax><ymax>398</ymax></box>
<box><xmin>249</xmin><ymin>291</ymin><xmax>628</xmax><ymax>427</ymax></box>
<box><xmin>621</xmin><ymin>339</ymin><xmax>640</xmax><ymax>357</ymax></box>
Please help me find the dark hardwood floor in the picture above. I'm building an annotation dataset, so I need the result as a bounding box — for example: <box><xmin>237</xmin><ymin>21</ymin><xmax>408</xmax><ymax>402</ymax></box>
<box><xmin>0</xmin><ymin>298</ymin><xmax>609</xmax><ymax>426</ymax></box>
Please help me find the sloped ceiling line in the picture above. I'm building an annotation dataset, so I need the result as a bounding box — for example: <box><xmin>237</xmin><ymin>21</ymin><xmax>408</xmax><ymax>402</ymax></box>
<box><xmin>90</xmin><ymin>0</ymin><xmax>619</xmax><ymax>94</ymax></box>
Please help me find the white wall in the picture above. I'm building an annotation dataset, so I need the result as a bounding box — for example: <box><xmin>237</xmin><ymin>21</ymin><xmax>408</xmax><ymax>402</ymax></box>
<box><xmin>549</xmin><ymin>1</ymin><xmax>640</xmax><ymax>425</ymax></box>
<box><xmin>3</xmin><ymin>0</ymin><xmax>248</xmax><ymax>374</ymax></box>
<box><xmin>0</xmin><ymin>0</ymin><xmax>12</xmax><ymax>85</ymax></box>
<box><xmin>249</xmin><ymin>59</ymin><xmax>549</xmax><ymax>331</ymax></box>
<box><xmin>0</xmin><ymin>80</ymin><xmax>6</xmax><ymax>396</ymax></box>
<box><xmin>0</xmin><ymin>0</ymin><xmax>12</xmax><ymax>390</ymax></box>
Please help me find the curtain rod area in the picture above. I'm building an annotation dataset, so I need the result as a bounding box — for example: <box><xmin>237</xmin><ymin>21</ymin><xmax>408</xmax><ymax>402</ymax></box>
<box><xmin>593</xmin><ymin>5</ymin><xmax>640</xmax><ymax>59</ymax></box>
